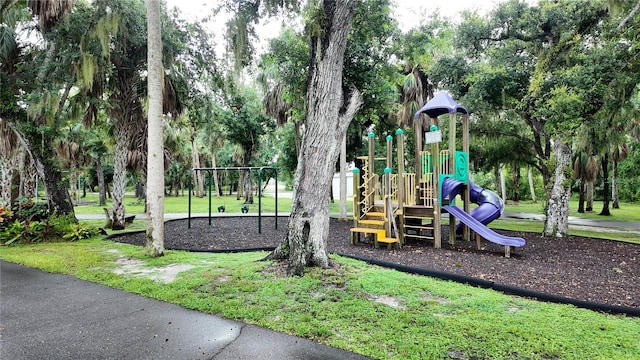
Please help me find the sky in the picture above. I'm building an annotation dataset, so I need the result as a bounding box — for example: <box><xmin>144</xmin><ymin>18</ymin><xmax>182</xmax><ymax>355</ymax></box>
<box><xmin>164</xmin><ymin>0</ymin><xmax>511</xmax><ymax>48</ymax></box>
<box><xmin>162</xmin><ymin>0</ymin><xmax>519</xmax><ymax>60</ymax></box>
<box><xmin>164</xmin><ymin>0</ymin><xmax>504</xmax><ymax>24</ymax></box>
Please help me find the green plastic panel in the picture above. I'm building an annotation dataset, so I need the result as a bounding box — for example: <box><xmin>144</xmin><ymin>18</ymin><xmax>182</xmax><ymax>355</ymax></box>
<box><xmin>455</xmin><ymin>151</ymin><xmax>468</xmax><ymax>184</ymax></box>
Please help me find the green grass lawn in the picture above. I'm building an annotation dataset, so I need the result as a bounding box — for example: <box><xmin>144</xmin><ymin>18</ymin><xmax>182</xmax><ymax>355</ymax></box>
<box><xmin>73</xmin><ymin>192</ymin><xmax>352</xmax><ymax>215</ymax></box>
<box><xmin>1</xmin><ymin>240</ymin><xmax>638</xmax><ymax>360</ymax></box>
<box><xmin>73</xmin><ymin>192</ymin><xmax>295</xmax><ymax>215</ymax></box>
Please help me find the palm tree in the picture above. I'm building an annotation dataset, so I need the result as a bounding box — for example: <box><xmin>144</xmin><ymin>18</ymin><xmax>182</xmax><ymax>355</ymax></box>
<box><xmin>86</xmin><ymin>133</ymin><xmax>110</xmax><ymax>206</ymax></box>
<box><xmin>0</xmin><ymin>119</ymin><xmax>20</xmax><ymax>206</ymax></box>
<box><xmin>1</xmin><ymin>0</ymin><xmax>77</xmax><ymax>215</ymax></box>
<box><xmin>26</xmin><ymin>0</ymin><xmax>74</xmax><ymax>32</ymax></box>
<box><xmin>145</xmin><ymin>0</ymin><xmax>164</xmax><ymax>257</ymax></box>
<box><xmin>573</xmin><ymin>150</ymin><xmax>599</xmax><ymax>213</ymax></box>
<box><xmin>396</xmin><ymin>64</ymin><xmax>434</xmax><ymax>129</ymax></box>
<box><xmin>610</xmin><ymin>142</ymin><xmax>630</xmax><ymax>208</ymax></box>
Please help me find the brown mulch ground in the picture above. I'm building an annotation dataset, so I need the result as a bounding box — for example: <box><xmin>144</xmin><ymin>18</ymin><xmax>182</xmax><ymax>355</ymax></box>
<box><xmin>109</xmin><ymin>216</ymin><xmax>639</xmax><ymax>311</ymax></box>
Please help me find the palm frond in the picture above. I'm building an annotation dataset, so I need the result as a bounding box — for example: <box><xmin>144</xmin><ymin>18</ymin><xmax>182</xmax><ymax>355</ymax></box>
<box><xmin>27</xmin><ymin>0</ymin><xmax>74</xmax><ymax>32</ymax></box>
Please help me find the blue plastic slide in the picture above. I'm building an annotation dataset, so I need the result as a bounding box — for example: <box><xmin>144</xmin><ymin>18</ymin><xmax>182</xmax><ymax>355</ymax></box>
<box><xmin>441</xmin><ymin>178</ymin><xmax>525</xmax><ymax>247</ymax></box>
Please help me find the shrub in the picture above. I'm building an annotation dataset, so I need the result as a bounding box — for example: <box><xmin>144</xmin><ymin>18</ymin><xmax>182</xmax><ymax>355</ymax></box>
<box><xmin>1</xmin><ymin>214</ymin><xmax>100</xmax><ymax>245</ymax></box>
<box><xmin>12</xmin><ymin>200</ymin><xmax>49</xmax><ymax>222</ymax></box>
<box><xmin>62</xmin><ymin>223</ymin><xmax>101</xmax><ymax>241</ymax></box>
<box><xmin>0</xmin><ymin>206</ymin><xmax>13</xmax><ymax>228</ymax></box>
<box><xmin>1</xmin><ymin>220</ymin><xmax>25</xmax><ymax>245</ymax></box>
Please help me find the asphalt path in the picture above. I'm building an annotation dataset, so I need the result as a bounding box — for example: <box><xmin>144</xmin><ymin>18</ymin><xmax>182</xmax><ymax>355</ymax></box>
<box><xmin>0</xmin><ymin>261</ymin><xmax>369</xmax><ymax>360</ymax></box>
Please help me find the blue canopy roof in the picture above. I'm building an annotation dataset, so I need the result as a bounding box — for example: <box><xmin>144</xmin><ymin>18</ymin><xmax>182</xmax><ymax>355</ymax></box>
<box><xmin>414</xmin><ymin>91</ymin><xmax>468</xmax><ymax>118</ymax></box>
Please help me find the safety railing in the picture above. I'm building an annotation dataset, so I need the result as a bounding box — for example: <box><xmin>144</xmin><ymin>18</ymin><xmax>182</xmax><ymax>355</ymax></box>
<box><xmin>403</xmin><ymin>173</ymin><xmax>416</xmax><ymax>206</ymax></box>
<box><xmin>440</xmin><ymin>150</ymin><xmax>451</xmax><ymax>176</ymax></box>
<box><xmin>403</xmin><ymin>171</ymin><xmax>434</xmax><ymax>208</ymax></box>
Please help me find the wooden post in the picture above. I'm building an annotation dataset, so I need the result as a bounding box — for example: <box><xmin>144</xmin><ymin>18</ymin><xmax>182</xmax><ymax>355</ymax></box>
<box><xmin>367</xmin><ymin>132</ymin><xmax>375</xmax><ymax>179</ymax></box>
<box><xmin>462</xmin><ymin>113</ymin><xmax>470</xmax><ymax>241</ymax></box>
<box><xmin>386</xmin><ymin>135</ymin><xmax>392</xmax><ymax>169</ymax></box>
<box><xmin>385</xmin><ymin>135</ymin><xmax>393</xmax><ymax>238</ymax></box>
<box><xmin>432</xmin><ymin>132</ymin><xmax>441</xmax><ymax>249</ymax></box>
<box><xmin>396</xmin><ymin>129</ymin><xmax>405</xmax><ymax>245</ymax></box>
<box><xmin>448</xmin><ymin>113</ymin><xmax>457</xmax><ymax>245</ymax></box>
<box><xmin>396</xmin><ymin>129</ymin><xmax>405</xmax><ymax>207</ymax></box>
<box><xmin>449</xmin><ymin>113</ymin><xmax>456</xmax><ymax>175</ymax></box>
<box><xmin>414</xmin><ymin>116</ymin><xmax>423</xmax><ymax>204</ymax></box>
<box><xmin>351</xmin><ymin>167</ymin><xmax>361</xmax><ymax>246</ymax></box>
<box><xmin>352</xmin><ymin>168</ymin><xmax>361</xmax><ymax>228</ymax></box>
<box><xmin>384</xmin><ymin>166</ymin><xmax>392</xmax><ymax>238</ymax></box>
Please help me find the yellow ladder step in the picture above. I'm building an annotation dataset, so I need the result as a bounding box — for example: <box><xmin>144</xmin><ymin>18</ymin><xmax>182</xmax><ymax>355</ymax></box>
<box><xmin>379</xmin><ymin>237</ymin><xmax>399</xmax><ymax>249</ymax></box>
<box><xmin>365</xmin><ymin>212</ymin><xmax>385</xmax><ymax>218</ymax></box>
<box><xmin>358</xmin><ymin>219</ymin><xmax>384</xmax><ymax>226</ymax></box>
<box><xmin>350</xmin><ymin>227</ymin><xmax>385</xmax><ymax>246</ymax></box>
<box><xmin>350</xmin><ymin>227</ymin><xmax>385</xmax><ymax>235</ymax></box>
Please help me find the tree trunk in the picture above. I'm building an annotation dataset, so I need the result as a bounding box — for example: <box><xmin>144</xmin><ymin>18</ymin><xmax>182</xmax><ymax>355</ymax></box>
<box><xmin>499</xmin><ymin>164</ymin><xmax>507</xmax><ymax>204</ymax></box>
<box><xmin>39</xmin><ymin>162</ymin><xmax>73</xmax><ymax>214</ymax></box>
<box><xmin>244</xmin><ymin>170</ymin><xmax>253</xmax><ymax>204</ymax></box>
<box><xmin>599</xmin><ymin>154</ymin><xmax>611</xmax><ymax>216</ymax></box>
<box><xmin>528</xmin><ymin>167</ymin><xmax>537</xmax><ymax>203</ymax></box>
<box><xmin>10</xmin><ymin>170</ymin><xmax>20</xmax><ymax>205</ymax></box>
<box><xmin>339</xmin><ymin>134</ymin><xmax>347</xmax><ymax>221</ymax></box>
<box><xmin>69</xmin><ymin>169</ymin><xmax>78</xmax><ymax>206</ymax></box>
<box><xmin>111</xmin><ymin>128</ymin><xmax>129</xmax><ymax>230</ymax></box>
<box><xmin>512</xmin><ymin>165</ymin><xmax>520</xmax><ymax>202</ymax></box>
<box><xmin>543</xmin><ymin>138</ymin><xmax>571</xmax><ymax>237</ymax></box>
<box><xmin>612</xmin><ymin>159</ymin><xmax>620</xmax><ymax>209</ymax></box>
<box><xmin>266</xmin><ymin>0</ymin><xmax>362</xmax><ymax>276</ymax></box>
<box><xmin>243</xmin><ymin>152</ymin><xmax>253</xmax><ymax>204</ymax></box>
<box><xmin>577</xmin><ymin>180</ymin><xmax>585</xmax><ymax>213</ymax></box>
<box><xmin>586</xmin><ymin>181</ymin><xmax>594</xmax><ymax>212</ymax></box>
<box><xmin>15</xmin><ymin>125</ymin><xmax>75</xmax><ymax>216</ymax></box>
<box><xmin>493</xmin><ymin>167</ymin><xmax>500</xmax><ymax>195</ymax></box>
<box><xmin>23</xmin><ymin>154</ymin><xmax>37</xmax><ymax>200</ymax></box>
<box><xmin>1</xmin><ymin>162</ymin><xmax>14</xmax><ymax>206</ymax></box>
<box><xmin>211</xmin><ymin>154</ymin><xmax>221</xmax><ymax>196</ymax></box>
<box><xmin>0</xmin><ymin>159</ymin><xmax>16</xmax><ymax>207</ymax></box>
<box><xmin>110</xmin><ymin>65</ymin><xmax>144</xmax><ymax>230</ymax></box>
<box><xmin>22</xmin><ymin>154</ymin><xmax>37</xmax><ymax>200</ymax></box>
<box><xmin>145</xmin><ymin>0</ymin><xmax>164</xmax><ymax>257</ymax></box>
<box><xmin>96</xmin><ymin>157</ymin><xmax>106</xmax><ymax>206</ymax></box>
<box><xmin>191</xmin><ymin>135</ymin><xmax>204</xmax><ymax>198</ymax></box>
<box><xmin>237</xmin><ymin>170</ymin><xmax>244</xmax><ymax>200</ymax></box>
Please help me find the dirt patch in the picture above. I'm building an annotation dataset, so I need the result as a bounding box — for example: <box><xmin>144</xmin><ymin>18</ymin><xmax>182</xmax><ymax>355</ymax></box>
<box><xmin>368</xmin><ymin>294</ymin><xmax>406</xmax><ymax>310</ymax></box>
<box><xmin>111</xmin><ymin>256</ymin><xmax>194</xmax><ymax>283</ymax></box>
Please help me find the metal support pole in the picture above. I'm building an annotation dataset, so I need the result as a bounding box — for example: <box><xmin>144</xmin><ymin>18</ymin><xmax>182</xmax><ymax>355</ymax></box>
<box><xmin>188</xmin><ymin>170</ymin><xmax>192</xmax><ymax>228</ymax></box>
<box><xmin>208</xmin><ymin>170</ymin><xmax>212</xmax><ymax>226</ymax></box>
<box><xmin>258</xmin><ymin>168</ymin><xmax>262</xmax><ymax>234</ymax></box>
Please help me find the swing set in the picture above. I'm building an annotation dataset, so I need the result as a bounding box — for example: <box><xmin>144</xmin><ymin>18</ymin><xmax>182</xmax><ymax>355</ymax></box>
<box><xmin>187</xmin><ymin>166</ymin><xmax>278</xmax><ymax>233</ymax></box>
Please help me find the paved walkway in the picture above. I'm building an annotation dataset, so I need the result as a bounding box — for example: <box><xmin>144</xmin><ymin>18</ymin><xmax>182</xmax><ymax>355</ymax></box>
<box><xmin>502</xmin><ymin>211</ymin><xmax>640</xmax><ymax>231</ymax></box>
<box><xmin>0</xmin><ymin>261</ymin><xmax>369</xmax><ymax>360</ymax></box>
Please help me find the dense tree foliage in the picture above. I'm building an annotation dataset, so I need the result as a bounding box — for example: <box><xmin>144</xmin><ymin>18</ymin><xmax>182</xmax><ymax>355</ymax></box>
<box><xmin>437</xmin><ymin>0</ymin><xmax>640</xmax><ymax>236</ymax></box>
<box><xmin>2</xmin><ymin>0</ymin><xmax>639</xmax><ymax>251</ymax></box>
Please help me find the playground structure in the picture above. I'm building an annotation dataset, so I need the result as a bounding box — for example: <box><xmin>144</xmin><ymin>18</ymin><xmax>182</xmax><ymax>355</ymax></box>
<box><xmin>350</xmin><ymin>92</ymin><xmax>525</xmax><ymax>257</ymax></box>
<box><xmin>187</xmin><ymin>166</ymin><xmax>278</xmax><ymax>233</ymax></box>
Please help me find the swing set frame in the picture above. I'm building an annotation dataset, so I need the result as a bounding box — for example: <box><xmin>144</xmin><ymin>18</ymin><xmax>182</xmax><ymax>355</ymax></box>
<box><xmin>187</xmin><ymin>166</ymin><xmax>279</xmax><ymax>233</ymax></box>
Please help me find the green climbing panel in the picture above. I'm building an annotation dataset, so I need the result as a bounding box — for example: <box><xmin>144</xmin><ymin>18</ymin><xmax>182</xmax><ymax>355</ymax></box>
<box><xmin>455</xmin><ymin>151</ymin><xmax>468</xmax><ymax>184</ymax></box>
